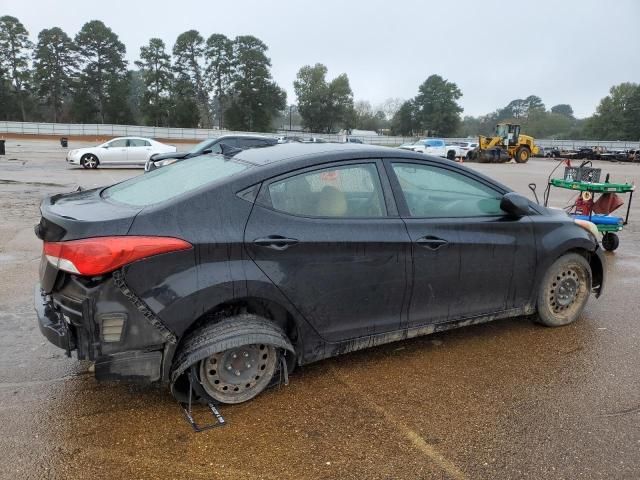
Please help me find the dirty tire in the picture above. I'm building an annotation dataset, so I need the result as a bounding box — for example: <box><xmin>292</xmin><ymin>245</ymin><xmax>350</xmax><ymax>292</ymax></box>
<box><xmin>602</xmin><ymin>232</ymin><xmax>619</xmax><ymax>251</ymax></box>
<box><xmin>536</xmin><ymin>253</ymin><xmax>592</xmax><ymax>327</ymax></box>
<box><xmin>515</xmin><ymin>147</ymin><xmax>530</xmax><ymax>163</ymax></box>
<box><xmin>81</xmin><ymin>154</ymin><xmax>99</xmax><ymax>169</ymax></box>
<box><xmin>171</xmin><ymin>314</ymin><xmax>294</xmax><ymax>404</ymax></box>
<box><xmin>447</xmin><ymin>150</ymin><xmax>456</xmax><ymax>161</ymax></box>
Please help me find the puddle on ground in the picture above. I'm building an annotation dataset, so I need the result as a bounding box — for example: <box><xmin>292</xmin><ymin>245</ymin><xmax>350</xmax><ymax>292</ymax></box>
<box><xmin>0</xmin><ymin>178</ymin><xmax>67</xmax><ymax>187</ymax></box>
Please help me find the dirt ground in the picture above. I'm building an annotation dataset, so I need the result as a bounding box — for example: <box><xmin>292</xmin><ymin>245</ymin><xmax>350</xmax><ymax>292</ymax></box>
<box><xmin>1</xmin><ymin>139</ymin><xmax>639</xmax><ymax>480</ymax></box>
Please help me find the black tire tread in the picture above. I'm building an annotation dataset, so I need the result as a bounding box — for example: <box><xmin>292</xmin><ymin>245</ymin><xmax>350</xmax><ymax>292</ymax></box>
<box><xmin>170</xmin><ymin>314</ymin><xmax>294</xmax><ymax>384</ymax></box>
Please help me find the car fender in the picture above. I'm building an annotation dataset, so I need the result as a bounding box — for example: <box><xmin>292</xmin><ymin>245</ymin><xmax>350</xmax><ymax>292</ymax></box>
<box><xmin>533</xmin><ymin>221</ymin><xmax>603</xmax><ymax>297</ymax></box>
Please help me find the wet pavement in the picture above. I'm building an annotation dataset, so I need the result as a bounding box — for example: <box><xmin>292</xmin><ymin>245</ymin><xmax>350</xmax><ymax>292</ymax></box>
<box><xmin>1</xmin><ymin>139</ymin><xmax>639</xmax><ymax>479</ymax></box>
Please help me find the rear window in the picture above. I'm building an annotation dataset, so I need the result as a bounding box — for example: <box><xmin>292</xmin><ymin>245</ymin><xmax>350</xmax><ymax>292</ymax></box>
<box><xmin>102</xmin><ymin>155</ymin><xmax>250</xmax><ymax>206</ymax></box>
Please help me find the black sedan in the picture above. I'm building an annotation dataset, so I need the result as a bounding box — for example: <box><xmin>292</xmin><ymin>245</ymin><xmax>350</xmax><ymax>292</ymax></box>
<box><xmin>145</xmin><ymin>134</ymin><xmax>277</xmax><ymax>171</ymax></box>
<box><xmin>34</xmin><ymin>143</ymin><xmax>605</xmax><ymax>405</ymax></box>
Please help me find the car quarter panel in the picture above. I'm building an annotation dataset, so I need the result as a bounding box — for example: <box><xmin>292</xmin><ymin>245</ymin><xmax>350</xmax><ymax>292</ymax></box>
<box><xmin>124</xmin><ymin>186</ymin><xmax>250</xmax><ymax>335</ymax></box>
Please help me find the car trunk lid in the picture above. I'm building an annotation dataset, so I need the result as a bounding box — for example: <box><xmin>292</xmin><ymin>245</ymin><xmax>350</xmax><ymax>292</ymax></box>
<box><xmin>36</xmin><ymin>187</ymin><xmax>143</xmax><ymax>293</ymax></box>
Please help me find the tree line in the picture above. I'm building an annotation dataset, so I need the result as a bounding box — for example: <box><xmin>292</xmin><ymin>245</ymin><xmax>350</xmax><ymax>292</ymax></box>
<box><xmin>1</xmin><ymin>15</ymin><xmax>638</xmax><ymax>140</ymax></box>
<box><xmin>454</xmin><ymin>85</ymin><xmax>640</xmax><ymax>141</ymax></box>
<box><xmin>0</xmin><ymin>16</ymin><xmax>285</xmax><ymax>131</ymax></box>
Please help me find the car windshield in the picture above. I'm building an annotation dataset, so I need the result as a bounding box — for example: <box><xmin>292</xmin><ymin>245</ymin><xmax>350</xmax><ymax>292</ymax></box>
<box><xmin>189</xmin><ymin>138</ymin><xmax>218</xmax><ymax>154</ymax></box>
<box><xmin>102</xmin><ymin>155</ymin><xmax>250</xmax><ymax>207</ymax></box>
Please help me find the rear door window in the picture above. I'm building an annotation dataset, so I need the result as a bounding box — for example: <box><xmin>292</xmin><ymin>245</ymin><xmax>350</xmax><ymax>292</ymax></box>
<box><xmin>128</xmin><ymin>139</ymin><xmax>151</xmax><ymax>147</ymax></box>
<box><xmin>267</xmin><ymin>163</ymin><xmax>386</xmax><ymax>218</ymax></box>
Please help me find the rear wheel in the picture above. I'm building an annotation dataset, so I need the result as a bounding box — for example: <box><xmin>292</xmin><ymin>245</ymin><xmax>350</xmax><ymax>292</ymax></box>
<box><xmin>81</xmin><ymin>154</ymin><xmax>99</xmax><ymax>169</ymax></box>
<box><xmin>602</xmin><ymin>232</ymin><xmax>619</xmax><ymax>251</ymax></box>
<box><xmin>536</xmin><ymin>253</ymin><xmax>592</xmax><ymax>327</ymax></box>
<box><xmin>447</xmin><ymin>150</ymin><xmax>456</xmax><ymax>161</ymax></box>
<box><xmin>515</xmin><ymin>147</ymin><xmax>530</xmax><ymax>163</ymax></box>
<box><xmin>199</xmin><ymin>343</ymin><xmax>278</xmax><ymax>404</ymax></box>
<box><xmin>170</xmin><ymin>314</ymin><xmax>294</xmax><ymax>404</ymax></box>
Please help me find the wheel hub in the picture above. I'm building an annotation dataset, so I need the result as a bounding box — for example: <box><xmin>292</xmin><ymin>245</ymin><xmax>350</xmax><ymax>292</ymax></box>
<box><xmin>199</xmin><ymin>344</ymin><xmax>275</xmax><ymax>403</ymax></box>
<box><xmin>550</xmin><ymin>269</ymin><xmax>580</xmax><ymax>310</ymax></box>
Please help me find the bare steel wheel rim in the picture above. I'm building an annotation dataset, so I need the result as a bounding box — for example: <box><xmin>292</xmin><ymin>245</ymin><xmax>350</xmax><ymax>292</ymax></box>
<box><xmin>199</xmin><ymin>344</ymin><xmax>277</xmax><ymax>404</ymax></box>
<box><xmin>548</xmin><ymin>268</ymin><xmax>583</xmax><ymax>313</ymax></box>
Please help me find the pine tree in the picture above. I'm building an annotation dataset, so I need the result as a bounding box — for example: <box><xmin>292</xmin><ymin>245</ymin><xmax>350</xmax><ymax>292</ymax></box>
<box><xmin>33</xmin><ymin>27</ymin><xmax>77</xmax><ymax>122</ymax></box>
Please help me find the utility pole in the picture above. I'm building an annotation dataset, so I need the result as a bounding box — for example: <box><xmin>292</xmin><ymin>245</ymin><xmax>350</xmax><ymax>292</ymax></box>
<box><xmin>289</xmin><ymin>105</ymin><xmax>293</xmax><ymax>131</ymax></box>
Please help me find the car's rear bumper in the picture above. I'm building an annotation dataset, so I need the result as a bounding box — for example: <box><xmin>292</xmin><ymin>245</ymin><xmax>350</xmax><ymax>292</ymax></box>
<box><xmin>34</xmin><ymin>275</ymin><xmax>167</xmax><ymax>383</ymax></box>
<box><xmin>34</xmin><ymin>283</ymin><xmax>76</xmax><ymax>354</ymax></box>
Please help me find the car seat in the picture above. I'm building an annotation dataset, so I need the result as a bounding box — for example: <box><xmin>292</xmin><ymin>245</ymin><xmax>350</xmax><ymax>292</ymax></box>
<box><xmin>316</xmin><ymin>186</ymin><xmax>347</xmax><ymax>217</ymax></box>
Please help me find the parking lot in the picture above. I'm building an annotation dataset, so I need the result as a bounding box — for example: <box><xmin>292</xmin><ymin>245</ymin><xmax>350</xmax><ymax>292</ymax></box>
<box><xmin>1</xmin><ymin>138</ymin><xmax>639</xmax><ymax>480</ymax></box>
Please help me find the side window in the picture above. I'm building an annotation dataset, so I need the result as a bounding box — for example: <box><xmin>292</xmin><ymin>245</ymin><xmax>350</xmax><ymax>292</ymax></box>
<box><xmin>268</xmin><ymin>164</ymin><xmax>386</xmax><ymax>218</ymax></box>
<box><xmin>238</xmin><ymin>138</ymin><xmax>271</xmax><ymax>148</ymax></box>
<box><xmin>108</xmin><ymin>139</ymin><xmax>128</xmax><ymax>148</ymax></box>
<box><xmin>128</xmin><ymin>139</ymin><xmax>150</xmax><ymax>147</ymax></box>
<box><xmin>391</xmin><ymin>162</ymin><xmax>504</xmax><ymax>218</ymax></box>
<box><xmin>239</xmin><ymin>139</ymin><xmax>259</xmax><ymax>148</ymax></box>
<box><xmin>219</xmin><ymin>138</ymin><xmax>239</xmax><ymax>148</ymax></box>
<box><xmin>209</xmin><ymin>142</ymin><xmax>223</xmax><ymax>154</ymax></box>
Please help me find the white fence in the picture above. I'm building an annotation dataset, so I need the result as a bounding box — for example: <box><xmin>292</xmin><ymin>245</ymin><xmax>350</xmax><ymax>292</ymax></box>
<box><xmin>1</xmin><ymin>121</ymin><xmax>638</xmax><ymax>150</ymax></box>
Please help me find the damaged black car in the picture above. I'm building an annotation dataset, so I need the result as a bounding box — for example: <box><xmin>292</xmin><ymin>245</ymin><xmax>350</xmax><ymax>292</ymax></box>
<box><xmin>35</xmin><ymin>143</ymin><xmax>605</xmax><ymax>405</ymax></box>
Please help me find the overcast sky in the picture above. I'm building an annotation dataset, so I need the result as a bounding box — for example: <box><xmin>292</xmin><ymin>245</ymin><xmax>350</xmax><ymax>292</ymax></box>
<box><xmin>4</xmin><ymin>0</ymin><xmax>639</xmax><ymax>118</ymax></box>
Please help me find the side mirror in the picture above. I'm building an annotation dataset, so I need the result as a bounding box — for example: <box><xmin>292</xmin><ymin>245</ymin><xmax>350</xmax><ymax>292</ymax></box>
<box><xmin>500</xmin><ymin>192</ymin><xmax>530</xmax><ymax>217</ymax></box>
<box><xmin>202</xmin><ymin>148</ymin><xmax>212</xmax><ymax>155</ymax></box>
<box><xmin>103</xmin><ymin>145</ymin><xmax>109</xmax><ymax>149</ymax></box>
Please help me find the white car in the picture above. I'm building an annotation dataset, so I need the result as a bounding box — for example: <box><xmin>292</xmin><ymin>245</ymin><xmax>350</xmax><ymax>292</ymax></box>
<box><xmin>411</xmin><ymin>138</ymin><xmax>447</xmax><ymax>157</ymax></box>
<box><xmin>66</xmin><ymin>137</ymin><xmax>177</xmax><ymax>169</ymax></box>
<box><xmin>445</xmin><ymin>142</ymin><xmax>464</xmax><ymax>160</ymax></box>
<box><xmin>458</xmin><ymin>141</ymin><xmax>479</xmax><ymax>159</ymax></box>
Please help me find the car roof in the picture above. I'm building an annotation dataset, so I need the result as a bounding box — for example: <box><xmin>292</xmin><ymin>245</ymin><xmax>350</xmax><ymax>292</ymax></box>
<box><xmin>224</xmin><ymin>142</ymin><xmax>513</xmax><ymax>197</ymax></box>
<box><xmin>232</xmin><ymin>142</ymin><xmax>396</xmax><ymax>166</ymax></box>
<box><xmin>217</xmin><ymin>134</ymin><xmax>275</xmax><ymax>140</ymax></box>
<box><xmin>108</xmin><ymin>136</ymin><xmax>157</xmax><ymax>142</ymax></box>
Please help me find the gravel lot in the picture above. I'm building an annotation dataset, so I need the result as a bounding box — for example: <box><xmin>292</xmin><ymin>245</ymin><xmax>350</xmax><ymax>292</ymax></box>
<box><xmin>1</xmin><ymin>138</ymin><xmax>639</xmax><ymax>480</ymax></box>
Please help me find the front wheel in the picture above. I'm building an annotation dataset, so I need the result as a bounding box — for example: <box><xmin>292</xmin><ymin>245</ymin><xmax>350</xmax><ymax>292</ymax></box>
<box><xmin>81</xmin><ymin>154</ymin><xmax>99</xmax><ymax>169</ymax></box>
<box><xmin>536</xmin><ymin>253</ymin><xmax>592</xmax><ymax>327</ymax></box>
<box><xmin>515</xmin><ymin>147</ymin><xmax>530</xmax><ymax>163</ymax></box>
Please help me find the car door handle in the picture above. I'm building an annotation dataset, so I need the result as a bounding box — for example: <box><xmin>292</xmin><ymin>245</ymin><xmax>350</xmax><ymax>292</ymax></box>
<box><xmin>253</xmin><ymin>236</ymin><xmax>299</xmax><ymax>251</ymax></box>
<box><xmin>415</xmin><ymin>236</ymin><xmax>449</xmax><ymax>250</ymax></box>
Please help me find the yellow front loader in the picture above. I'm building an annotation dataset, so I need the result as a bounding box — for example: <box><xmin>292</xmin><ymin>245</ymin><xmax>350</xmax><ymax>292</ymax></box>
<box><xmin>469</xmin><ymin>123</ymin><xmax>539</xmax><ymax>163</ymax></box>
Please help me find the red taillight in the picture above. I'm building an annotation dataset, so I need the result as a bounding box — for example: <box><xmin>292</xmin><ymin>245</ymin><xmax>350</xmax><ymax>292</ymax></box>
<box><xmin>43</xmin><ymin>236</ymin><xmax>192</xmax><ymax>276</ymax></box>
